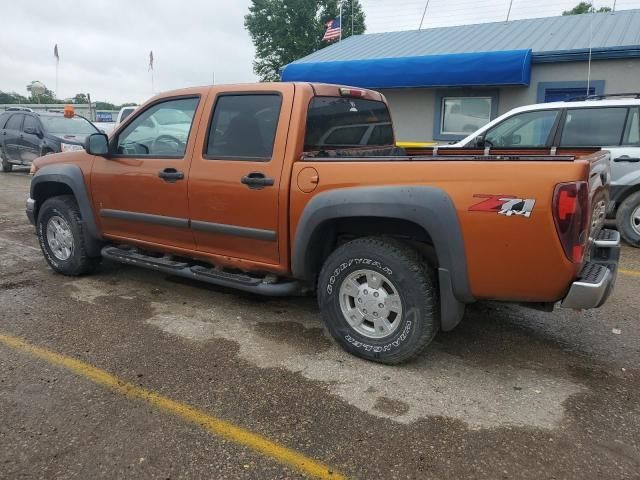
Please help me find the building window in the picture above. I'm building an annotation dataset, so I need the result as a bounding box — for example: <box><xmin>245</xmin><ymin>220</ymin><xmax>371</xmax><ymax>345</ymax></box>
<box><xmin>440</xmin><ymin>97</ymin><xmax>492</xmax><ymax>136</ymax></box>
<box><xmin>433</xmin><ymin>90</ymin><xmax>498</xmax><ymax>142</ymax></box>
<box><xmin>536</xmin><ymin>81</ymin><xmax>605</xmax><ymax>103</ymax></box>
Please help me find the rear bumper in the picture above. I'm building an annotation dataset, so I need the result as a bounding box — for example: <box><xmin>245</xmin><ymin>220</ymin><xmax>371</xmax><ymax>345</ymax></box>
<box><xmin>561</xmin><ymin>229</ymin><xmax>620</xmax><ymax>310</ymax></box>
<box><xmin>26</xmin><ymin>198</ymin><xmax>36</xmax><ymax>226</ymax></box>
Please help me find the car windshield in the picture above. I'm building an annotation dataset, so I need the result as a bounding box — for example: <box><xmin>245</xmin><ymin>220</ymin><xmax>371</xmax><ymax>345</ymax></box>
<box><xmin>40</xmin><ymin>116</ymin><xmax>99</xmax><ymax>135</ymax></box>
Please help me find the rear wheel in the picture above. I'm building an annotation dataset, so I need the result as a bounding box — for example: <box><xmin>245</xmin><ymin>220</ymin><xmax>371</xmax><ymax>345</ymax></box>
<box><xmin>318</xmin><ymin>237</ymin><xmax>438</xmax><ymax>364</ymax></box>
<box><xmin>36</xmin><ymin>195</ymin><xmax>101</xmax><ymax>275</ymax></box>
<box><xmin>616</xmin><ymin>191</ymin><xmax>640</xmax><ymax>247</ymax></box>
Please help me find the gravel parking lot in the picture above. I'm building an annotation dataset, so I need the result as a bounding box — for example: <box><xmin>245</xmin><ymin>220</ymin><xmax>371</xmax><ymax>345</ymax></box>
<box><xmin>1</xmin><ymin>169</ymin><xmax>639</xmax><ymax>479</ymax></box>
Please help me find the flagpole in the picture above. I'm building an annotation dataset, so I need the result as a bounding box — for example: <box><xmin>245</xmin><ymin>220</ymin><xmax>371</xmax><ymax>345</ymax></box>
<box><xmin>339</xmin><ymin>1</ymin><xmax>342</xmax><ymax>41</ymax></box>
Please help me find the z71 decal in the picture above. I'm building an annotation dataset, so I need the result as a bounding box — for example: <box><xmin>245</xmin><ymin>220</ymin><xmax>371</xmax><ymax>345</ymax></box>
<box><xmin>469</xmin><ymin>194</ymin><xmax>536</xmax><ymax>218</ymax></box>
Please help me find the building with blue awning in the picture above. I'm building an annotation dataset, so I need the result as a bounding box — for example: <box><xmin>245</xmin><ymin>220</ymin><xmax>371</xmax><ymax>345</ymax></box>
<box><xmin>282</xmin><ymin>9</ymin><xmax>640</xmax><ymax>143</ymax></box>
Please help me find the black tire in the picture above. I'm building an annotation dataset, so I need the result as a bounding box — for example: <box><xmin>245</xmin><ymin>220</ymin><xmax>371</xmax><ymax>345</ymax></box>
<box><xmin>36</xmin><ymin>195</ymin><xmax>101</xmax><ymax>275</ymax></box>
<box><xmin>616</xmin><ymin>191</ymin><xmax>640</xmax><ymax>247</ymax></box>
<box><xmin>1</xmin><ymin>148</ymin><xmax>12</xmax><ymax>172</ymax></box>
<box><xmin>318</xmin><ymin>237</ymin><xmax>438</xmax><ymax>364</ymax></box>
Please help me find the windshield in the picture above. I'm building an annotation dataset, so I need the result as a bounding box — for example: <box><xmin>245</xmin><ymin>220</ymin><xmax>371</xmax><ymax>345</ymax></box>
<box><xmin>305</xmin><ymin>97</ymin><xmax>394</xmax><ymax>150</ymax></box>
<box><xmin>40</xmin><ymin>116</ymin><xmax>98</xmax><ymax>135</ymax></box>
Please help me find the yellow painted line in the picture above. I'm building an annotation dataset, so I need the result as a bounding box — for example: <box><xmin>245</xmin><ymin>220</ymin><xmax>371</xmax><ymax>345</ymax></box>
<box><xmin>0</xmin><ymin>332</ymin><xmax>345</xmax><ymax>480</ymax></box>
<box><xmin>620</xmin><ymin>269</ymin><xmax>640</xmax><ymax>277</ymax></box>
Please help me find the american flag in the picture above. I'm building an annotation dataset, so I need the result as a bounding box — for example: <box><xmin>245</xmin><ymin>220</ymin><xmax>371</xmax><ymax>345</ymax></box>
<box><xmin>322</xmin><ymin>17</ymin><xmax>341</xmax><ymax>41</ymax></box>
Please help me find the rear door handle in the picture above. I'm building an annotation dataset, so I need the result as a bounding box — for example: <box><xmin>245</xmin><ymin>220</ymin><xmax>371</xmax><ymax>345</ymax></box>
<box><xmin>614</xmin><ymin>155</ymin><xmax>640</xmax><ymax>162</ymax></box>
<box><xmin>158</xmin><ymin>168</ymin><xmax>184</xmax><ymax>183</ymax></box>
<box><xmin>241</xmin><ymin>172</ymin><xmax>274</xmax><ymax>189</ymax></box>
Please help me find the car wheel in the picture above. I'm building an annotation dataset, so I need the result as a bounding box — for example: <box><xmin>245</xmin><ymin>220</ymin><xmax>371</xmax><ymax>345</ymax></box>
<box><xmin>36</xmin><ymin>195</ymin><xmax>101</xmax><ymax>275</ymax></box>
<box><xmin>1</xmin><ymin>148</ymin><xmax>12</xmax><ymax>172</ymax></box>
<box><xmin>616</xmin><ymin>191</ymin><xmax>640</xmax><ymax>247</ymax></box>
<box><xmin>318</xmin><ymin>236</ymin><xmax>438</xmax><ymax>364</ymax></box>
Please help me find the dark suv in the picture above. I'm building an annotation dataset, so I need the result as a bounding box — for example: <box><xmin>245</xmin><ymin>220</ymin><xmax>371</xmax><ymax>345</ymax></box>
<box><xmin>0</xmin><ymin>111</ymin><xmax>98</xmax><ymax>172</ymax></box>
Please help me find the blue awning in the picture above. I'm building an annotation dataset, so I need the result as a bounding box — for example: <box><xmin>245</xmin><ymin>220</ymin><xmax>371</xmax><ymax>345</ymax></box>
<box><xmin>281</xmin><ymin>49</ymin><xmax>532</xmax><ymax>88</ymax></box>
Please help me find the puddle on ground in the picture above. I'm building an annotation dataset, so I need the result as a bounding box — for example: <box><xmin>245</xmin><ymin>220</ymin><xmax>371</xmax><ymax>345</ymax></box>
<box><xmin>66</xmin><ymin>276</ymin><xmax>584</xmax><ymax>429</ymax></box>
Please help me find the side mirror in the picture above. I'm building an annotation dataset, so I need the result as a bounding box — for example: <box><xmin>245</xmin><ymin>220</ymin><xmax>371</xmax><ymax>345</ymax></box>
<box><xmin>474</xmin><ymin>135</ymin><xmax>485</xmax><ymax>148</ymax></box>
<box><xmin>85</xmin><ymin>133</ymin><xmax>110</xmax><ymax>156</ymax></box>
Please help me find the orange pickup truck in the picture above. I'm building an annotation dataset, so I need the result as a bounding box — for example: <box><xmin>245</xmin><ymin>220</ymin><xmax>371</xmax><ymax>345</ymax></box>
<box><xmin>26</xmin><ymin>83</ymin><xmax>620</xmax><ymax>364</ymax></box>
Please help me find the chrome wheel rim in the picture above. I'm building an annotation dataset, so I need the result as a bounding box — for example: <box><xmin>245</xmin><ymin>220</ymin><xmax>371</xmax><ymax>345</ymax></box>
<box><xmin>46</xmin><ymin>215</ymin><xmax>74</xmax><ymax>261</ymax></box>
<box><xmin>338</xmin><ymin>269</ymin><xmax>403</xmax><ymax>339</ymax></box>
<box><xmin>632</xmin><ymin>205</ymin><xmax>640</xmax><ymax>236</ymax></box>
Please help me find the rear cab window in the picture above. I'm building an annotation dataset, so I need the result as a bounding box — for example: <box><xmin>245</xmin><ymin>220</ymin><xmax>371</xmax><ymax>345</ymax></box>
<box><xmin>304</xmin><ymin>97</ymin><xmax>394</xmax><ymax>151</ymax></box>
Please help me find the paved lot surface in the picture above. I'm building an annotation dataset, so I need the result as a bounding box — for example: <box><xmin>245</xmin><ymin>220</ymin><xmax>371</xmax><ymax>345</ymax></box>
<box><xmin>1</xmin><ymin>170</ymin><xmax>639</xmax><ymax>479</ymax></box>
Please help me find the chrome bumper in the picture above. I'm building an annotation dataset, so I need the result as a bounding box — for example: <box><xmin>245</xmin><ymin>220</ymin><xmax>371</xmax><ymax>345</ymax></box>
<box><xmin>561</xmin><ymin>229</ymin><xmax>620</xmax><ymax>310</ymax></box>
<box><xmin>26</xmin><ymin>198</ymin><xmax>36</xmax><ymax>226</ymax></box>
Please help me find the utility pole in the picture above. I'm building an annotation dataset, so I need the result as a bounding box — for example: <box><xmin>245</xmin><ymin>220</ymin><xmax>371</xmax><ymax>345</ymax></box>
<box><xmin>613</xmin><ymin>0</ymin><xmax>617</xmax><ymax>11</ymax></box>
<box><xmin>419</xmin><ymin>0</ymin><xmax>430</xmax><ymax>30</ymax></box>
<box><xmin>351</xmin><ymin>0</ymin><xmax>354</xmax><ymax>36</ymax></box>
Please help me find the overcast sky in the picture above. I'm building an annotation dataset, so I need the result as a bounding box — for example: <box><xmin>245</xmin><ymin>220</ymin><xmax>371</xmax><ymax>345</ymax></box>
<box><xmin>0</xmin><ymin>0</ymin><xmax>638</xmax><ymax>105</ymax></box>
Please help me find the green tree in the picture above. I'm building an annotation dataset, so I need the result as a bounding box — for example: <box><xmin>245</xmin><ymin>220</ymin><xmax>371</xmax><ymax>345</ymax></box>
<box><xmin>245</xmin><ymin>0</ymin><xmax>366</xmax><ymax>82</ymax></box>
<box><xmin>0</xmin><ymin>91</ymin><xmax>29</xmax><ymax>104</ymax></box>
<box><xmin>563</xmin><ymin>2</ymin><xmax>612</xmax><ymax>15</ymax></box>
<box><xmin>72</xmin><ymin>93</ymin><xmax>88</xmax><ymax>104</ymax></box>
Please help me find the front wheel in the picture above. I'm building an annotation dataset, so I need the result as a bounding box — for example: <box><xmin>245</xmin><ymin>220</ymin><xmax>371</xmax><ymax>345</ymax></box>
<box><xmin>36</xmin><ymin>195</ymin><xmax>101</xmax><ymax>275</ymax></box>
<box><xmin>616</xmin><ymin>191</ymin><xmax>640</xmax><ymax>247</ymax></box>
<box><xmin>318</xmin><ymin>237</ymin><xmax>438</xmax><ymax>364</ymax></box>
<box><xmin>1</xmin><ymin>148</ymin><xmax>12</xmax><ymax>172</ymax></box>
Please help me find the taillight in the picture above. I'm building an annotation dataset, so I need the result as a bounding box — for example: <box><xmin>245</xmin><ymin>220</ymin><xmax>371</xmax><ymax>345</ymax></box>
<box><xmin>553</xmin><ymin>182</ymin><xmax>589</xmax><ymax>263</ymax></box>
<box><xmin>339</xmin><ymin>87</ymin><xmax>366</xmax><ymax>98</ymax></box>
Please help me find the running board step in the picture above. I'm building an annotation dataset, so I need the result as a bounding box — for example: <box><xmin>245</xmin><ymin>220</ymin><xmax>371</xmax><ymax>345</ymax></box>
<box><xmin>101</xmin><ymin>246</ymin><xmax>301</xmax><ymax>297</ymax></box>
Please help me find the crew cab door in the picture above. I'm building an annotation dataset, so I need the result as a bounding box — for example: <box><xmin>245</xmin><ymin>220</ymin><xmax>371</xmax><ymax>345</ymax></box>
<box><xmin>2</xmin><ymin>113</ymin><xmax>24</xmax><ymax>162</ymax></box>
<box><xmin>188</xmin><ymin>85</ymin><xmax>294</xmax><ymax>266</ymax></box>
<box><xmin>19</xmin><ymin>115</ymin><xmax>42</xmax><ymax>164</ymax></box>
<box><xmin>91</xmin><ymin>94</ymin><xmax>206</xmax><ymax>250</ymax></box>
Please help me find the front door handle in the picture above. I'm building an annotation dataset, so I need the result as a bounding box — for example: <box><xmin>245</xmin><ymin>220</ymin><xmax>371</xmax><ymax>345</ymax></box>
<box><xmin>158</xmin><ymin>167</ymin><xmax>184</xmax><ymax>183</ymax></box>
<box><xmin>614</xmin><ymin>155</ymin><xmax>640</xmax><ymax>163</ymax></box>
<box><xmin>241</xmin><ymin>172</ymin><xmax>274</xmax><ymax>190</ymax></box>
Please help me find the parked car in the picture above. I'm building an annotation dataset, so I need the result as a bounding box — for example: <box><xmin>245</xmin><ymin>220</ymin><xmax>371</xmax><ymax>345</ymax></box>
<box><xmin>447</xmin><ymin>94</ymin><xmax>640</xmax><ymax>246</ymax></box>
<box><xmin>26</xmin><ymin>83</ymin><xmax>619</xmax><ymax>364</ymax></box>
<box><xmin>0</xmin><ymin>111</ymin><xmax>99</xmax><ymax>172</ymax></box>
<box><xmin>115</xmin><ymin>106</ymin><xmax>137</xmax><ymax>124</ymax></box>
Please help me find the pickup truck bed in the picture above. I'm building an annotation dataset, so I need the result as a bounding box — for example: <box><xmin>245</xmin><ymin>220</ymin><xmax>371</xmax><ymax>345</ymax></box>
<box><xmin>26</xmin><ymin>82</ymin><xmax>620</xmax><ymax>364</ymax></box>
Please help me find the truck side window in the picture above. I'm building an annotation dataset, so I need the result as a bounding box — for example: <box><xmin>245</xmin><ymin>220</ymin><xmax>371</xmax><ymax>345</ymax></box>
<box><xmin>623</xmin><ymin>108</ymin><xmax>640</xmax><ymax>145</ymax></box>
<box><xmin>115</xmin><ymin>97</ymin><xmax>199</xmax><ymax>157</ymax></box>
<box><xmin>484</xmin><ymin>110</ymin><xmax>559</xmax><ymax>148</ymax></box>
<box><xmin>205</xmin><ymin>94</ymin><xmax>282</xmax><ymax>161</ymax></box>
<box><xmin>560</xmin><ymin>107</ymin><xmax>628</xmax><ymax>147</ymax></box>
